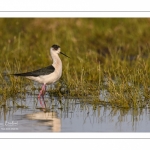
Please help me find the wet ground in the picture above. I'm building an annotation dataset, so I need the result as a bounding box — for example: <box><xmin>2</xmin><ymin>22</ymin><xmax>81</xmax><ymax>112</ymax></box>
<box><xmin>0</xmin><ymin>91</ymin><xmax>150</xmax><ymax>132</ymax></box>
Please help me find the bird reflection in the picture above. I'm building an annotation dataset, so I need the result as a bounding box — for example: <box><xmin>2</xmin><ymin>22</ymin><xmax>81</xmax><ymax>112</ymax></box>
<box><xmin>26</xmin><ymin>111</ymin><xmax>61</xmax><ymax>132</ymax></box>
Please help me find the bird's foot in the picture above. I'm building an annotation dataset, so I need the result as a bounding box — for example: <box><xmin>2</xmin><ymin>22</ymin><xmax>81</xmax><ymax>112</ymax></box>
<box><xmin>38</xmin><ymin>93</ymin><xmax>46</xmax><ymax>108</ymax></box>
<box><xmin>37</xmin><ymin>84</ymin><xmax>47</xmax><ymax>109</ymax></box>
<box><xmin>38</xmin><ymin>97</ymin><xmax>46</xmax><ymax>108</ymax></box>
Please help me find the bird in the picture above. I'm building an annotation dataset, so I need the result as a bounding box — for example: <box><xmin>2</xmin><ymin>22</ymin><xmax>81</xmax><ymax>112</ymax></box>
<box><xmin>13</xmin><ymin>44</ymin><xmax>69</xmax><ymax>108</ymax></box>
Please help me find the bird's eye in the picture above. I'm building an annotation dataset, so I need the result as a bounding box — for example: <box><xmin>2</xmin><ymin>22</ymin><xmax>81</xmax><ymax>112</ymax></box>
<box><xmin>52</xmin><ymin>44</ymin><xmax>60</xmax><ymax>50</ymax></box>
<box><xmin>54</xmin><ymin>48</ymin><xmax>58</xmax><ymax>50</ymax></box>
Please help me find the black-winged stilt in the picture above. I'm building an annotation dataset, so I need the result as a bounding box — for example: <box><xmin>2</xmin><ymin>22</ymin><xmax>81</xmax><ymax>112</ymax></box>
<box><xmin>13</xmin><ymin>44</ymin><xmax>69</xmax><ymax>108</ymax></box>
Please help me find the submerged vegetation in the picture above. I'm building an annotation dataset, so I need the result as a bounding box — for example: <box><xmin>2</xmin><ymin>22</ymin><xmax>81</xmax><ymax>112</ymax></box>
<box><xmin>1</xmin><ymin>18</ymin><xmax>150</xmax><ymax>109</ymax></box>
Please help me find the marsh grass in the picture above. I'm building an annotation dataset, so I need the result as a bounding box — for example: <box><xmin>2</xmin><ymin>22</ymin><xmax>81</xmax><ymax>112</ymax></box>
<box><xmin>1</xmin><ymin>18</ymin><xmax>150</xmax><ymax>109</ymax></box>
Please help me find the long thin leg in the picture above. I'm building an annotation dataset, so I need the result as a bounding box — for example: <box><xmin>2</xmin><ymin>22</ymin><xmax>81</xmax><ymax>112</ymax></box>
<box><xmin>39</xmin><ymin>84</ymin><xmax>46</xmax><ymax>96</ymax></box>
<box><xmin>38</xmin><ymin>84</ymin><xmax>46</xmax><ymax>108</ymax></box>
<box><xmin>41</xmin><ymin>85</ymin><xmax>46</xmax><ymax>107</ymax></box>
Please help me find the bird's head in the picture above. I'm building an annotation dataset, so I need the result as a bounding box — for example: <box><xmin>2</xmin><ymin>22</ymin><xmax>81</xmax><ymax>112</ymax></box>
<box><xmin>50</xmin><ymin>44</ymin><xmax>70</xmax><ymax>58</ymax></box>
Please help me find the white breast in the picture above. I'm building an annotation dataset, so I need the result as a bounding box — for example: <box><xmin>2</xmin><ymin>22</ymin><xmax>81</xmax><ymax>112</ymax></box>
<box><xmin>26</xmin><ymin>51</ymin><xmax>63</xmax><ymax>85</ymax></box>
<box><xmin>26</xmin><ymin>69</ymin><xmax>62</xmax><ymax>85</ymax></box>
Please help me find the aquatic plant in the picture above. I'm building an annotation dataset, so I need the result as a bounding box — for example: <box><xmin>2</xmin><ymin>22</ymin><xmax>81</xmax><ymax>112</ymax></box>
<box><xmin>1</xmin><ymin>18</ymin><xmax>150</xmax><ymax>109</ymax></box>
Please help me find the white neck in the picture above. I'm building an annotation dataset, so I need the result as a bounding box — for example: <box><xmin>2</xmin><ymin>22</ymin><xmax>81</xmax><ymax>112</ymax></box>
<box><xmin>51</xmin><ymin>51</ymin><xmax>62</xmax><ymax>69</ymax></box>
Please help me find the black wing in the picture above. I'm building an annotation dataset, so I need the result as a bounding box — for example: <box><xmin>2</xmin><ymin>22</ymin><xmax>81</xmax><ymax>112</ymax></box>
<box><xmin>13</xmin><ymin>65</ymin><xmax>55</xmax><ymax>77</ymax></box>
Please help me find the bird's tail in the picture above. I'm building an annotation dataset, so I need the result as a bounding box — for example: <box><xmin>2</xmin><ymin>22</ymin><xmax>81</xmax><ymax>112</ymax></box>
<box><xmin>11</xmin><ymin>73</ymin><xmax>28</xmax><ymax>76</ymax></box>
<box><xmin>1</xmin><ymin>72</ymin><xmax>27</xmax><ymax>77</ymax></box>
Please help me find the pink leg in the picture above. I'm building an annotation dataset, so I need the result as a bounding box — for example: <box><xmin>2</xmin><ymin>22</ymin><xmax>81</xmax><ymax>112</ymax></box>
<box><xmin>41</xmin><ymin>84</ymin><xmax>46</xmax><ymax>98</ymax></box>
<box><xmin>42</xmin><ymin>85</ymin><xmax>46</xmax><ymax>107</ymax></box>
<box><xmin>38</xmin><ymin>84</ymin><xmax>46</xmax><ymax>108</ymax></box>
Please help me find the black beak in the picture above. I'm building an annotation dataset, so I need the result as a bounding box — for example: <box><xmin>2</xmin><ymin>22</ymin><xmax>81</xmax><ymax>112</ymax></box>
<box><xmin>60</xmin><ymin>52</ymin><xmax>70</xmax><ymax>58</ymax></box>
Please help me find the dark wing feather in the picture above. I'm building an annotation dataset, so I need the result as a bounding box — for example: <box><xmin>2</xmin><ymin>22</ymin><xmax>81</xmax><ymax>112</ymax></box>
<box><xmin>13</xmin><ymin>65</ymin><xmax>55</xmax><ymax>77</ymax></box>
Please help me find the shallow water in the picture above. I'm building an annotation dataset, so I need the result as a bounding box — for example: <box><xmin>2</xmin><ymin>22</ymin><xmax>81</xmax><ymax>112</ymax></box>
<box><xmin>0</xmin><ymin>92</ymin><xmax>150</xmax><ymax>132</ymax></box>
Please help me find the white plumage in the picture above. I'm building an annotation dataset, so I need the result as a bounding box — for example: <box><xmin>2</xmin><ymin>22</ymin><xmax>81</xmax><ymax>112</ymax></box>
<box><xmin>13</xmin><ymin>44</ymin><xmax>69</xmax><ymax>108</ymax></box>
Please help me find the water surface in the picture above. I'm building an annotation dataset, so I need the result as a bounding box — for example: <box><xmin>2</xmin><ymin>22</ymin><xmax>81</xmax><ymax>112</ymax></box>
<box><xmin>0</xmin><ymin>92</ymin><xmax>150</xmax><ymax>132</ymax></box>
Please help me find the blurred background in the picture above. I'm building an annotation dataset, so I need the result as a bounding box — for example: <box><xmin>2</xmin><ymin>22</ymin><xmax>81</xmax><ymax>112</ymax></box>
<box><xmin>1</xmin><ymin>18</ymin><xmax>150</xmax><ymax>71</ymax></box>
<box><xmin>1</xmin><ymin>19</ymin><xmax>150</xmax><ymax>132</ymax></box>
